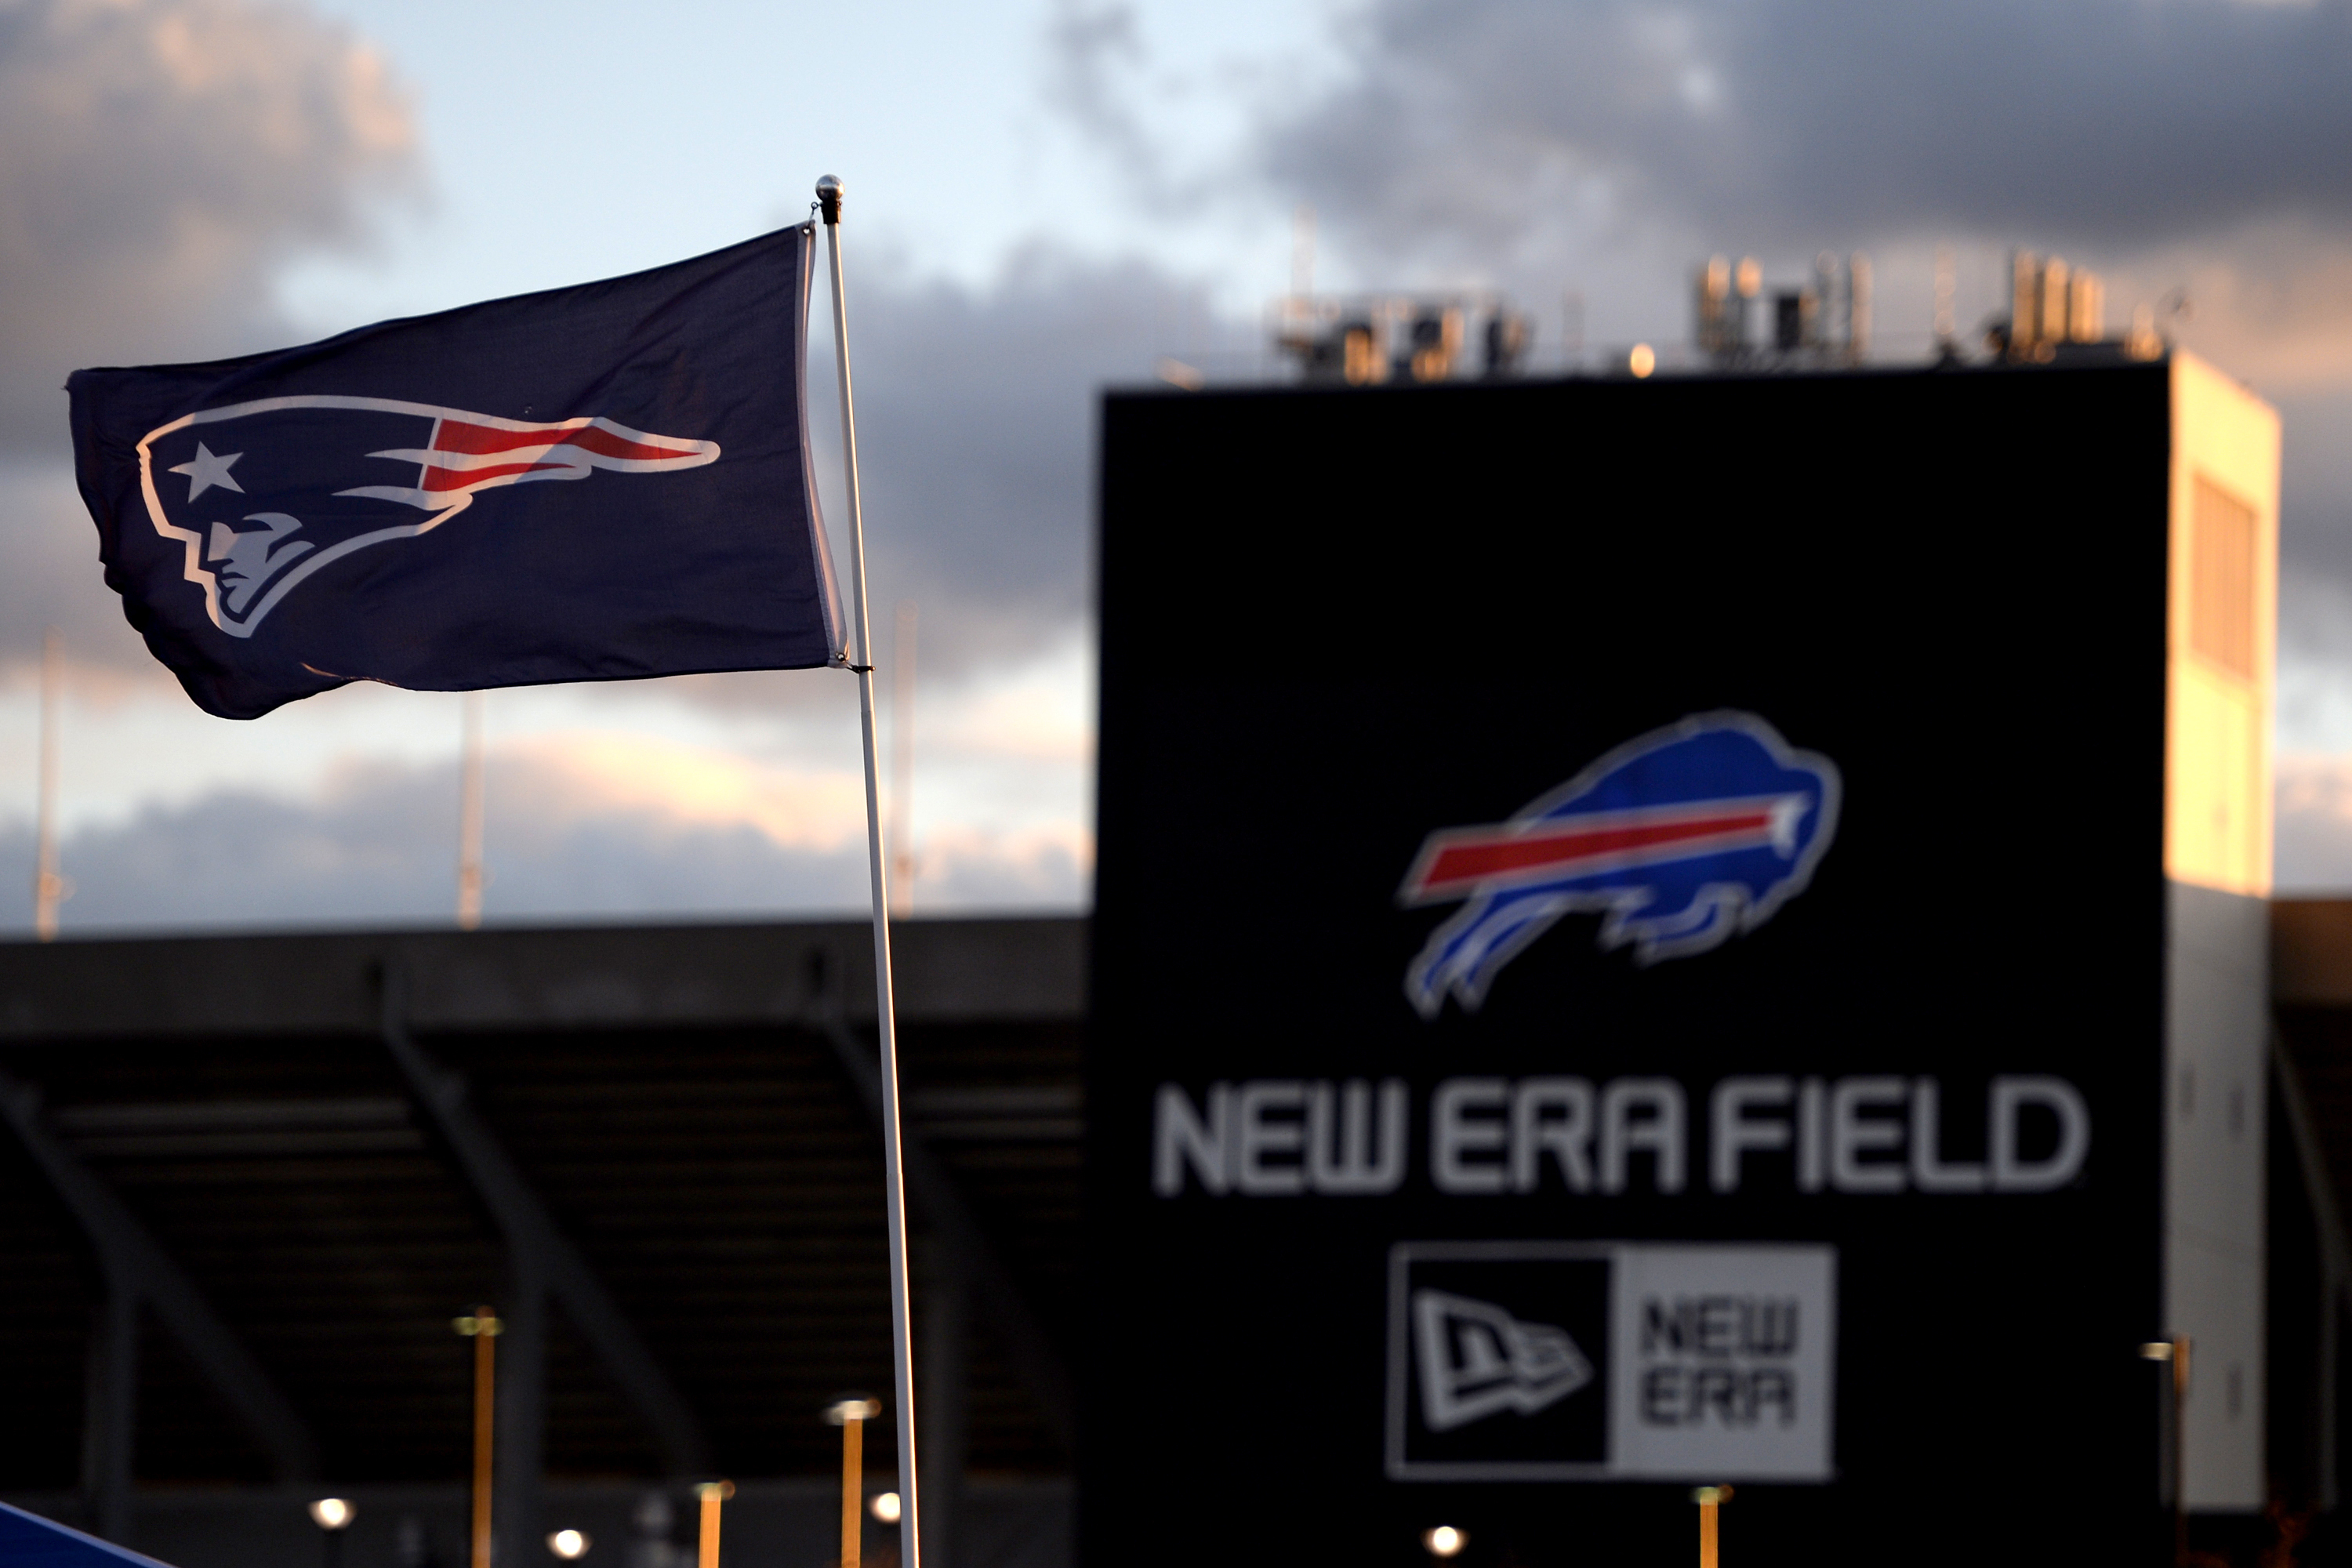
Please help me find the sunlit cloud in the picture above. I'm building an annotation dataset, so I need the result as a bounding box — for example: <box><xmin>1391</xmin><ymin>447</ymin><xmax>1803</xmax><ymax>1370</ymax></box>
<box><xmin>495</xmin><ymin>732</ymin><xmax>869</xmax><ymax>853</ymax></box>
<box><xmin>0</xmin><ymin>728</ymin><xmax>1089</xmax><ymax>936</ymax></box>
<box><xmin>922</xmin><ymin>630</ymin><xmax>1097</xmax><ymax>767</ymax></box>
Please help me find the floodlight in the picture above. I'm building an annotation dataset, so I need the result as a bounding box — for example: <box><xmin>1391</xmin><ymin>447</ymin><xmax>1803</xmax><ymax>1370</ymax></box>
<box><xmin>825</xmin><ymin>1395</ymin><xmax>884</xmax><ymax>1425</ymax></box>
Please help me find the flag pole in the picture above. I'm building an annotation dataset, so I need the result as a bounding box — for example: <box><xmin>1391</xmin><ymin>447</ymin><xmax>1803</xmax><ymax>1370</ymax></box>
<box><xmin>815</xmin><ymin>172</ymin><xmax>921</xmax><ymax>1568</ymax></box>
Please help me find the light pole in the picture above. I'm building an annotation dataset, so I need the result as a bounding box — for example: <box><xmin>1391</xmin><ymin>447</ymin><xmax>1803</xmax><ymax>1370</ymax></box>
<box><xmin>695</xmin><ymin>1481</ymin><xmax>734</xmax><ymax>1568</ymax></box>
<box><xmin>1692</xmin><ymin>1486</ymin><xmax>1733</xmax><ymax>1568</ymax></box>
<box><xmin>2140</xmin><ymin>1336</ymin><xmax>2191</xmax><ymax>1566</ymax></box>
<box><xmin>308</xmin><ymin>1497</ymin><xmax>355</xmax><ymax>1568</ymax></box>
<box><xmin>826</xmin><ymin>1396</ymin><xmax>883</xmax><ymax>1568</ymax></box>
<box><xmin>454</xmin><ymin>1306</ymin><xmax>502</xmax><ymax>1568</ymax></box>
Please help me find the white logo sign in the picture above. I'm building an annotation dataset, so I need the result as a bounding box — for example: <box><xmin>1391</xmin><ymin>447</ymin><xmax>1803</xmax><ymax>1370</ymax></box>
<box><xmin>1387</xmin><ymin>1240</ymin><xmax>1837</xmax><ymax>1482</ymax></box>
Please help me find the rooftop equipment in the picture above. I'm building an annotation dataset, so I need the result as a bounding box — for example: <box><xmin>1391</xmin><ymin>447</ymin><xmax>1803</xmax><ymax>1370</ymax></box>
<box><xmin>1695</xmin><ymin>253</ymin><xmax>1868</xmax><ymax>367</ymax></box>
<box><xmin>1995</xmin><ymin>250</ymin><xmax>2137</xmax><ymax>361</ymax></box>
<box><xmin>1262</xmin><ymin>245</ymin><xmax>2172</xmax><ymax>387</ymax></box>
<box><xmin>1274</xmin><ymin>294</ymin><xmax>1530</xmax><ymax>386</ymax></box>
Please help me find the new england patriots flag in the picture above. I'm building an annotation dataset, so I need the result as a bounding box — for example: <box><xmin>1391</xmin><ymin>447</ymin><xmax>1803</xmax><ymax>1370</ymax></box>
<box><xmin>68</xmin><ymin>227</ymin><xmax>842</xmax><ymax>720</ymax></box>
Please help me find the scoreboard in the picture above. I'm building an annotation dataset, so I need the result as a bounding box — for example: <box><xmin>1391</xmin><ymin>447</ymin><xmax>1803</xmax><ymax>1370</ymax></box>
<box><xmin>1083</xmin><ymin>356</ymin><xmax>2277</xmax><ymax>1566</ymax></box>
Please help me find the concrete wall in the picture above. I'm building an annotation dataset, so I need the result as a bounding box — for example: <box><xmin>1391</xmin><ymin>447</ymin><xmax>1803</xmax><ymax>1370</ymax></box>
<box><xmin>0</xmin><ymin>916</ymin><xmax>1085</xmax><ymax>1041</ymax></box>
<box><xmin>2165</xmin><ymin>352</ymin><xmax>2279</xmax><ymax>898</ymax></box>
<box><xmin>2169</xmin><ymin>880</ymin><xmax>2270</xmax><ymax>1510</ymax></box>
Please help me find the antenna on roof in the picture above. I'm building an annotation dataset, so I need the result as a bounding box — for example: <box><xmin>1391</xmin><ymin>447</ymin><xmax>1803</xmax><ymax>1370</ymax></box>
<box><xmin>33</xmin><ymin>626</ymin><xmax>67</xmax><ymax>942</ymax></box>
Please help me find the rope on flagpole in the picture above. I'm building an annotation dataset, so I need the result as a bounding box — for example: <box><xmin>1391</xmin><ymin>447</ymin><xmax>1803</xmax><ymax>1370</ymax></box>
<box><xmin>816</xmin><ymin>172</ymin><xmax>922</xmax><ymax>1568</ymax></box>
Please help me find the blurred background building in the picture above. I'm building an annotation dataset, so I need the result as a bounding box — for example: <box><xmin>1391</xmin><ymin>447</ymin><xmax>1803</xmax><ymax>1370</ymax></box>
<box><xmin>0</xmin><ymin>918</ymin><xmax>1081</xmax><ymax>1568</ymax></box>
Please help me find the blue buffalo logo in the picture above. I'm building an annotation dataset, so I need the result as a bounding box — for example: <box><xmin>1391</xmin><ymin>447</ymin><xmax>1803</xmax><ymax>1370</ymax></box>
<box><xmin>1399</xmin><ymin>712</ymin><xmax>1841</xmax><ymax>1018</ymax></box>
<box><xmin>135</xmin><ymin>395</ymin><xmax>720</xmax><ymax>637</ymax></box>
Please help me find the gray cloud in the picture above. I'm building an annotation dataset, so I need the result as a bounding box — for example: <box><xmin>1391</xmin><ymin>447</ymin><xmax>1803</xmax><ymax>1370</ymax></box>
<box><xmin>1043</xmin><ymin>1</ymin><xmax>1167</xmax><ymax>208</ymax></box>
<box><xmin>0</xmin><ymin>459</ymin><xmax>147</xmax><ymax>688</ymax></box>
<box><xmin>1260</xmin><ymin>0</ymin><xmax>2352</xmax><ymax>269</ymax></box>
<box><xmin>817</xmin><ymin>246</ymin><xmax>1210</xmax><ymax>677</ymax></box>
<box><xmin>2277</xmin><ymin>757</ymin><xmax>2352</xmax><ymax>892</ymax></box>
<box><xmin>0</xmin><ymin>749</ymin><xmax>1083</xmax><ymax>938</ymax></box>
<box><xmin>0</xmin><ymin>0</ymin><xmax>419</xmax><ymax>451</ymax></box>
<box><xmin>2278</xmin><ymin>389</ymin><xmax>2352</xmax><ymax>584</ymax></box>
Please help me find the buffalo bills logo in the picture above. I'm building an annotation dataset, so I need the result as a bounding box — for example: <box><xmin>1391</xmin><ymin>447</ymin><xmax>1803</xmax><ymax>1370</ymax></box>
<box><xmin>135</xmin><ymin>396</ymin><xmax>720</xmax><ymax>637</ymax></box>
<box><xmin>1399</xmin><ymin>712</ymin><xmax>1840</xmax><ymax>1018</ymax></box>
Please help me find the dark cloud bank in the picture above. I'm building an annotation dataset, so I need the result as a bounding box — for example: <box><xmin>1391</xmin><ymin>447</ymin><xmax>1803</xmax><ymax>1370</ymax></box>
<box><xmin>0</xmin><ymin>0</ymin><xmax>417</xmax><ymax>450</ymax></box>
<box><xmin>825</xmin><ymin>248</ymin><xmax>1209</xmax><ymax>677</ymax></box>
<box><xmin>1260</xmin><ymin>0</ymin><xmax>2352</xmax><ymax>263</ymax></box>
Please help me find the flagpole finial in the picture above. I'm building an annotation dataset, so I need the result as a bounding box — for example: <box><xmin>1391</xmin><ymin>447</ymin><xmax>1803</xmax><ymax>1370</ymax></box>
<box><xmin>816</xmin><ymin>176</ymin><xmax>844</xmax><ymax>225</ymax></box>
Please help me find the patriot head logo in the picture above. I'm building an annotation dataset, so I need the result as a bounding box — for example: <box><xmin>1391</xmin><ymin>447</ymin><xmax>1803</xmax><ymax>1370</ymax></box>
<box><xmin>134</xmin><ymin>396</ymin><xmax>720</xmax><ymax>637</ymax></box>
<box><xmin>1399</xmin><ymin>712</ymin><xmax>1840</xmax><ymax>1018</ymax></box>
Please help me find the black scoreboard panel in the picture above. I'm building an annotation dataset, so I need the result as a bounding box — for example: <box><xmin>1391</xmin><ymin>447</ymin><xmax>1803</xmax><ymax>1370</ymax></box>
<box><xmin>1084</xmin><ymin>365</ymin><xmax>2174</xmax><ymax>1568</ymax></box>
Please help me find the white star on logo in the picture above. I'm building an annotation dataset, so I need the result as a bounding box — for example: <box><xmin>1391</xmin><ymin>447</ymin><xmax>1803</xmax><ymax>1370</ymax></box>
<box><xmin>169</xmin><ymin>442</ymin><xmax>245</xmax><ymax>501</ymax></box>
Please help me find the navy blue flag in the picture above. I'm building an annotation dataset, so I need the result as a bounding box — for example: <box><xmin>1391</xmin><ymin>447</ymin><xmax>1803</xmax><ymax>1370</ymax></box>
<box><xmin>69</xmin><ymin>227</ymin><xmax>843</xmax><ymax>720</ymax></box>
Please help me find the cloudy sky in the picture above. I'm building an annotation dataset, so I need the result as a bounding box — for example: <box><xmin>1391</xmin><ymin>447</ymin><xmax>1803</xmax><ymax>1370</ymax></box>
<box><xmin>4</xmin><ymin>0</ymin><xmax>2352</xmax><ymax>936</ymax></box>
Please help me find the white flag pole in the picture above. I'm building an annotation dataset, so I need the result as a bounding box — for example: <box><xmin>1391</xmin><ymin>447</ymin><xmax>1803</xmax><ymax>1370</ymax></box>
<box><xmin>815</xmin><ymin>173</ymin><xmax>921</xmax><ymax>1568</ymax></box>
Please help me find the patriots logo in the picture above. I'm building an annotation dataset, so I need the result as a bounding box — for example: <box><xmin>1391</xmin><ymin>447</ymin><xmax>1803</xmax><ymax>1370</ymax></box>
<box><xmin>1399</xmin><ymin>711</ymin><xmax>1840</xmax><ymax>1018</ymax></box>
<box><xmin>134</xmin><ymin>396</ymin><xmax>720</xmax><ymax>637</ymax></box>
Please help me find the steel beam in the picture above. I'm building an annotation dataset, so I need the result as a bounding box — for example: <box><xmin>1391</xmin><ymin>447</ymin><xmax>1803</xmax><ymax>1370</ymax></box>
<box><xmin>811</xmin><ymin>1003</ymin><xmax>1076</xmax><ymax>1450</ymax></box>
<box><xmin>0</xmin><ymin>1067</ymin><xmax>320</xmax><ymax>1492</ymax></box>
<box><xmin>379</xmin><ymin>967</ymin><xmax>713</xmax><ymax>1477</ymax></box>
<box><xmin>80</xmin><ymin>1290</ymin><xmax>136</xmax><ymax>1541</ymax></box>
<box><xmin>496</xmin><ymin>1256</ymin><xmax>549</xmax><ymax>1568</ymax></box>
<box><xmin>920</xmin><ymin>1239</ymin><xmax>971</xmax><ymax>1568</ymax></box>
<box><xmin>2273</xmin><ymin>1033</ymin><xmax>2350</xmax><ymax>1507</ymax></box>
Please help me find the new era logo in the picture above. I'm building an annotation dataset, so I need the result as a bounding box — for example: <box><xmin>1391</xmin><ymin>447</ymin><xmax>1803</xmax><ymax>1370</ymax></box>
<box><xmin>1413</xmin><ymin>1289</ymin><xmax>1593</xmax><ymax>1432</ymax></box>
<box><xmin>1387</xmin><ymin>1241</ymin><xmax>1837</xmax><ymax>1482</ymax></box>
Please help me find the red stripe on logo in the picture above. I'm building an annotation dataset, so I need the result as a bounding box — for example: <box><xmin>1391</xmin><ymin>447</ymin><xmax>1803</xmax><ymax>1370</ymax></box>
<box><xmin>434</xmin><ymin>419</ymin><xmax>698</xmax><ymax>463</ymax></box>
<box><xmin>421</xmin><ymin>459</ymin><xmax>572</xmax><ymax>491</ymax></box>
<box><xmin>562</xmin><ymin>425</ymin><xmax>697</xmax><ymax>462</ymax></box>
<box><xmin>1406</xmin><ymin>805</ymin><xmax>1780</xmax><ymax>902</ymax></box>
